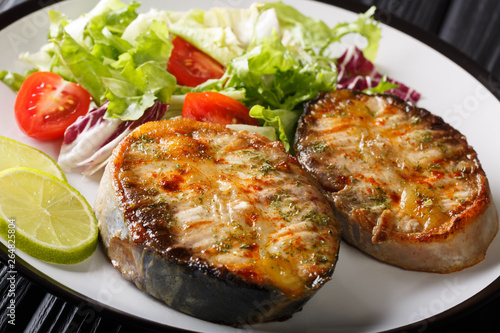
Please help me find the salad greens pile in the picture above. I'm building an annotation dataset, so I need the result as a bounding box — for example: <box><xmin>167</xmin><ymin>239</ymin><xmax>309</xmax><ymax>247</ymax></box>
<box><xmin>1</xmin><ymin>0</ymin><xmax>413</xmax><ymax>174</ymax></box>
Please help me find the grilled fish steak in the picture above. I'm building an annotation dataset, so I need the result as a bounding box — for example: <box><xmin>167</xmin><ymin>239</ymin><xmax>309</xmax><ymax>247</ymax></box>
<box><xmin>95</xmin><ymin>118</ymin><xmax>341</xmax><ymax>325</ymax></box>
<box><xmin>294</xmin><ymin>89</ymin><xmax>498</xmax><ymax>273</ymax></box>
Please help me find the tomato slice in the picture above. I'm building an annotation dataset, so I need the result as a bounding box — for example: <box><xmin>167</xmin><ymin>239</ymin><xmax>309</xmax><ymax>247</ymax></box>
<box><xmin>182</xmin><ymin>92</ymin><xmax>259</xmax><ymax>126</ymax></box>
<box><xmin>167</xmin><ymin>37</ymin><xmax>225</xmax><ymax>87</ymax></box>
<box><xmin>14</xmin><ymin>72</ymin><xmax>91</xmax><ymax>140</ymax></box>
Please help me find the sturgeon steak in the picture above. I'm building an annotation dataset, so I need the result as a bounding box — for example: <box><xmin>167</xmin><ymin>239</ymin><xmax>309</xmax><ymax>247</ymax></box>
<box><xmin>94</xmin><ymin>117</ymin><xmax>341</xmax><ymax>325</ymax></box>
<box><xmin>294</xmin><ymin>89</ymin><xmax>498</xmax><ymax>273</ymax></box>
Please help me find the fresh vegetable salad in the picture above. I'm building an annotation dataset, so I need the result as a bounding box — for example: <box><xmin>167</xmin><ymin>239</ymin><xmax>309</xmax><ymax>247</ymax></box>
<box><xmin>0</xmin><ymin>0</ymin><xmax>419</xmax><ymax>175</ymax></box>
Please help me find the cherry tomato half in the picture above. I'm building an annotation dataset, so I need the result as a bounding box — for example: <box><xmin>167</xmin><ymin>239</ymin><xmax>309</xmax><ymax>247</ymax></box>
<box><xmin>167</xmin><ymin>37</ymin><xmax>225</xmax><ymax>87</ymax></box>
<box><xmin>14</xmin><ymin>72</ymin><xmax>91</xmax><ymax>140</ymax></box>
<box><xmin>182</xmin><ymin>92</ymin><xmax>259</xmax><ymax>126</ymax></box>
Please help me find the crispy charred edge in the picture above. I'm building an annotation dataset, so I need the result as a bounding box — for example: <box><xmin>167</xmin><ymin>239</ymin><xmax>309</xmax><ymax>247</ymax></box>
<box><xmin>105</xmin><ymin>236</ymin><xmax>319</xmax><ymax>326</ymax></box>
<box><xmin>296</xmin><ymin>89</ymin><xmax>495</xmax><ymax>242</ymax></box>
<box><xmin>105</xmin><ymin>118</ymin><xmax>339</xmax><ymax>325</ymax></box>
<box><xmin>138</xmin><ymin>117</ymin><xmax>234</xmax><ymax>136</ymax></box>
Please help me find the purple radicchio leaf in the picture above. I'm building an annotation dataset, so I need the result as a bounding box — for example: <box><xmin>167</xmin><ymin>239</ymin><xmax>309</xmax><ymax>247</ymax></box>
<box><xmin>336</xmin><ymin>46</ymin><xmax>421</xmax><ymax>104</ymax></box>
<box><xmin>58</xmin><ymin>101</ymin><xmax>168</xmax><ymax>175</ymax></box>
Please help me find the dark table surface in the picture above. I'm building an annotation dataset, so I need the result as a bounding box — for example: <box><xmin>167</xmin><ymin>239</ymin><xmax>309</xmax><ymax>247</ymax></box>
<box><xmin>1</xmin><ymin>0</ymin><xmax>500</xmax><ymax>332</ymax></box>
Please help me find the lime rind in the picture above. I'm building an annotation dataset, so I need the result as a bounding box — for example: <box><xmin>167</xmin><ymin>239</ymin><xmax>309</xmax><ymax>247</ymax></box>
<box><xmin>0</xmin><ymin>167</ymin><xmax>98</xmax><ymax>264</ymax></box>
<box><xmin>0</xmin><ymin>136</ymin><xmax>66</xmax><ymax>181</ymax></box>
<box><xmin>0</xmin><ymin>213</ymin><xmax>97</xmax><ymax>264</ymax></box>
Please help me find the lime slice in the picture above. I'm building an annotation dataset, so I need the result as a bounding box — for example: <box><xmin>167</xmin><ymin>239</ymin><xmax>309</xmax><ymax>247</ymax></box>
<box><xmin>0</xmin><ymin>136</ymin><xmax>66</xmax><ymax>180</ymax></box>
<box><xmin>0</xmin><ymin>167</ymin><xmax>98</xmax><ymax>264</ymax></box>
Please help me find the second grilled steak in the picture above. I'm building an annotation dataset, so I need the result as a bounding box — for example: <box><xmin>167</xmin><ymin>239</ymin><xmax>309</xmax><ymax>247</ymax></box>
<box><xmin>294</xmin><ymin>89</ymin><xmax>498</xmax><ymax>273</ymax></box>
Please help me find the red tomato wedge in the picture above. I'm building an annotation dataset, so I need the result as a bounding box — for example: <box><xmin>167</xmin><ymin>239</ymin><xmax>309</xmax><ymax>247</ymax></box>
<box><xmin>15</xmin><ymin>72</ymin><xmax>91</xmax><ymax>140</ymax></box>
<box><xmin>167</xmin><ymin>37</ymin><xmax>225</xmax><ymax>87</ymax></box>
<box><xmin>182</xmin><ymin>92</ymin><xmax>259</xmax><ymax>126</ymax></box>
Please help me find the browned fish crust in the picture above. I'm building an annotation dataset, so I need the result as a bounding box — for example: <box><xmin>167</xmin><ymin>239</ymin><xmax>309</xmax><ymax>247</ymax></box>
<box><xmin>95</xmin><ymin>117</ymin><xmax>341</xmax><ymax>325</ymax></box>
<box><xmin>294</xmin><ymin>89</ymin><xmax>498</xmax><ymax>273</ymax></box>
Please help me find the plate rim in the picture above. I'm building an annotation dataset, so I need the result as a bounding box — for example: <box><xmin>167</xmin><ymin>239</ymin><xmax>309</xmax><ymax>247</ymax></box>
<box><xmin>1</xmin><ymin>0</ymin><xmax>500</xmax><ymax>332</ymax></box>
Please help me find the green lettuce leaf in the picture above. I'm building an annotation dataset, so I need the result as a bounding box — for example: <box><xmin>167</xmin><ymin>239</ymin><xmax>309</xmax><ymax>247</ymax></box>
<box><xmin>53</xmin><ymin>30</ymin><xmax>114</xmax><ymax>104</ymax></box>
<box><xmin>168</xmin><ymin>17</ymin><xmax>244</xmax><ymax>66</ymax></box>
<box><xmin>363</xmin><ymin>75</ymin><xmax>399</xmax><ymax>95</ymax></box>
<box><xmin>257</xmin><ymin>3</ymin><xmax>380</xmax><ymax>61</ymax></box>
<box><xmin>203</xmin><ymin>5</ymin><xmax>260</xmax><ymax>48</ymax></box>
<box><xmin>330</xmin><ymin>6</ymin><xmax>381</xmax><ymax>61</ymax></box>
<box><xmin>121</xmin><ymin>9</ymin><xmax>172</xmax><ymax>44</ymax></box>
<box><xmin>104</xmin><ymin>20</ymin><xmax>175</xmax><ymax>119</ymax></box>
<box><xmin>249</xmin><ymin>105</ymin><xmax>302</xmax><ymax>151</ymax></box>
<box><xmin>213</xmin><ymin>31</ymin><xmax>336</xmax><ymax>112</ymax></box>
<box><xmin>0</xmin><ymin>71</ymin><xmax>28</xmax><ymax>92</ymax></box>
<box><xmin>226</xmin><ymin>124</ymin><xmax>278</xmax><ymax>141</ymax></box>
<box><xmin>256</xmin><ymin>1</ymin><xmax>333</xmax><ymax>50</ymax></box>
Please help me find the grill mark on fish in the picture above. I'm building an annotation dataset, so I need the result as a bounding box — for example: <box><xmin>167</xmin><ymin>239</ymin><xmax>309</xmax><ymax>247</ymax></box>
<box><xmin>294</xmin><ymin>89</ymin><xmax>498</xmax><ymax>273</ymax></box>
<box><xmin>95</xmin><ymin>117</ymin><xmax>341</xmax><ymax>325</ymax></box>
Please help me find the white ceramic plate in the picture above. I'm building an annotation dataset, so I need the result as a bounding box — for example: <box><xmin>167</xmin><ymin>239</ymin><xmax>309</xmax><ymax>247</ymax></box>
<box><xmin>1</xmin><ymin>0</ymin><xmax>500</xmax><ymax>332</ymax></box>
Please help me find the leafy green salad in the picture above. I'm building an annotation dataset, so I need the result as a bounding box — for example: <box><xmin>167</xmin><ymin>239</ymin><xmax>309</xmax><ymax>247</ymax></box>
<box><xmin>0</xmin><ymin>0</ymin><xmax>418</xmax><ymax>175</ymax></box>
